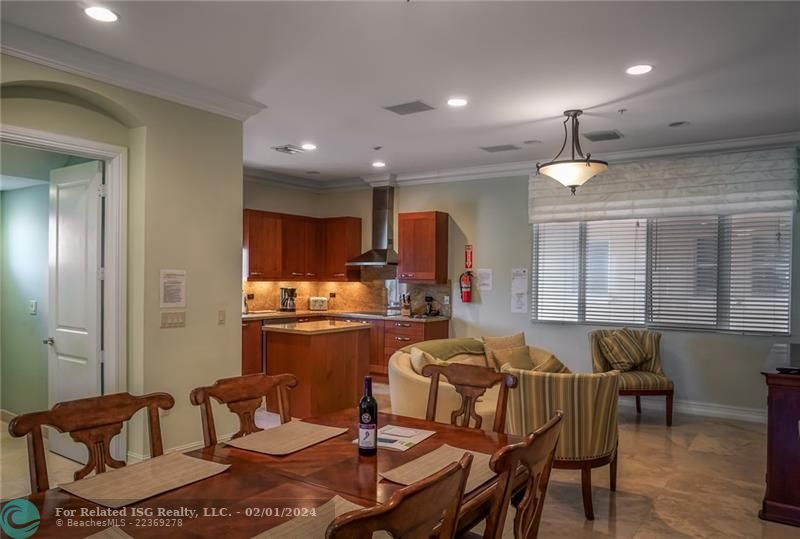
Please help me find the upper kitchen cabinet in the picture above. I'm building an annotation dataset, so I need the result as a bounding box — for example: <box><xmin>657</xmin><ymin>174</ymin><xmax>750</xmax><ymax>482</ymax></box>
<box><xmin>321</xmin><ymin>217</ymin><xmax>362</xmax><ymax>281</ymax></box>
<box><xmin>398</xmin><ymin>211</ymin><xmax>449</xmax><ymax>283</ymax></box>
<box><xmin>244</xmin><ymin>209</ymin><xmax>283</xmax><ymax>280</ymax></box>
<box><xmin>243</xmin><ymin>210</ymin><xmax>361</xmax><ymax>281</ymax></box>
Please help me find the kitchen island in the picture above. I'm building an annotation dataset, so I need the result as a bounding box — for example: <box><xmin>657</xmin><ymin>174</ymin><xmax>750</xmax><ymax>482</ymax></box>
<box><xmin>263</xmin><ymin>320</ymin><xmax>370</xmax><ymax>418</ymax></box>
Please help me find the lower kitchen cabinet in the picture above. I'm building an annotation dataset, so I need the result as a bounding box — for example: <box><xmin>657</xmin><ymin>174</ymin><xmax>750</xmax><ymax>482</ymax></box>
<box><xmin>241</xmin><ymin>320</ymin><xmax>263</xmax><ymax>375</ymax></box>
<box><xmin>381</xmin><ymin>319</ymin><xmax>449</xmax><ymax>375</ymax></box>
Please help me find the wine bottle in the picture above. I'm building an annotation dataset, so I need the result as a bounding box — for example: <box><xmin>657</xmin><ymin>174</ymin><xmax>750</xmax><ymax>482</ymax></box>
<box><xmin>358</xmin><ymin>376</ymin><xmax>378</xmax><ymax>456</ymax></box>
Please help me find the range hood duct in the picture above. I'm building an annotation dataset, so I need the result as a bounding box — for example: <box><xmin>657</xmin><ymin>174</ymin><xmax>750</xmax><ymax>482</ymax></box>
<box><xmin>346</xmin><ymin>186</ymin><xmax>399</xmax><ymax>266</ymax></box>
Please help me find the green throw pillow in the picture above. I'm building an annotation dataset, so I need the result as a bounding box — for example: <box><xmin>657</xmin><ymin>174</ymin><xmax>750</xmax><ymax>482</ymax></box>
<box><xmin>599</xmin><ymin>328</ymin><xmax>646</xmax><ymax>372</ymax></box>
<box><xmin>493</xmin><ymin>346</ymin><xmax>534</xmax><ymax>370</ymax></box>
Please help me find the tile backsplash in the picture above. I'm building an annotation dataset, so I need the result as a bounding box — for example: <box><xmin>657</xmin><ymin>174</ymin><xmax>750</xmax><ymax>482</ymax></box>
<box><xmin>243</xmin><ymin>278</ymin><xmax>451</xmax><ymax>316</ymax></box>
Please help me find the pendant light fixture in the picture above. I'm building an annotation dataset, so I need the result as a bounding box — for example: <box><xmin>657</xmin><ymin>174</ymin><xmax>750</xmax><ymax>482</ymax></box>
<box><xmin>536</xmin><ymin>109</ymin><xmax>608</xmax><ymax>194</ymax></box>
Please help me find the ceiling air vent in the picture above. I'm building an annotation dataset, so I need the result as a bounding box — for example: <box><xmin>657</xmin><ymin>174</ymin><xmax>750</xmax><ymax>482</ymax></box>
<box><xmin>272</xmin><ymin>144</ymin><xmax>305</xmax><ymax>155</ymax></box>
<box><xmin>583</xmin><ymin>130</ymin><xmax>623</xmax><ymax>142</ymax></box>
<box><xmin>480</xmin><ymin>144</ymin><xmax>520</xmax><ymax>153</ymax></box>
<box><xmin>383</xmin><ymin>100</ymin><xmax>436</xmax><ymax>115</ymax></box>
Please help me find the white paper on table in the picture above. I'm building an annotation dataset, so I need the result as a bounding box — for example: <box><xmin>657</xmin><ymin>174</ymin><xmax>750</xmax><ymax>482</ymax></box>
<box><xmin>159</xmin><ymin>269</ymin><xmax>186</xmax><ymax>308</ymax></box>
<box><xmin>477</xmin><ymin>268</ymin><xmax>493</xmax><ymax>291</ymax></box>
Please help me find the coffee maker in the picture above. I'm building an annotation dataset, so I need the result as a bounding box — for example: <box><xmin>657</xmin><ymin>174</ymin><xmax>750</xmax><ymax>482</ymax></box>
<box><xmin>279</xmin><ymin>287</ymin><xmax>297</xmax><ymax>312</ymax></box>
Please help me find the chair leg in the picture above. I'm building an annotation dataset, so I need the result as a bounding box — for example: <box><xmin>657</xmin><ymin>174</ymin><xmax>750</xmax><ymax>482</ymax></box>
<box><xmin>581</xmin><ymin>465</ymin><xmax>594</xmax><ymax>520</ymax></box>
<box><xmin>635</xmin><ymin>395</ymin><xmax>642</xmax><ymax>414</ymax></box>
<box><xmin>610</xmin><ymin>450</ymin><xmax>618</xmax><ymax>492</ymax></box>
<box><xmin>666</xmin><ymin>392</ymin><xmax>674</xmax><ymax>427</ymax></box>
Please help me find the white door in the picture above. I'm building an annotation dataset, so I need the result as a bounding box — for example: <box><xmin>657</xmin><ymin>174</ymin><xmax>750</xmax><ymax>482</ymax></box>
<box><xmin>46</xmin><ymin>161</ymin><xmax>103</xmax><ymax>463</ymax></box>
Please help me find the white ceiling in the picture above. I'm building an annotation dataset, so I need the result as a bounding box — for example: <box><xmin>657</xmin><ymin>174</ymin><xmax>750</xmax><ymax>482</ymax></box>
<box><xmin>2</xmin><ymin>1</ymin><xmax>799</xmax><ymax>184</ymax></box>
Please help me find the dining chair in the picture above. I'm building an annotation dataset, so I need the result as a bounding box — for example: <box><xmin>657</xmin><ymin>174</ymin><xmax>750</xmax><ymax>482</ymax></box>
<box><xmin>189</xmin><ymin>372</ymin><xmax>298</xmax><ymax>448</ymax></box>
<box><xmin>8</xmin><ymin>392</ymin><xmax>175</xmax><ymax>494</ymax></box>
<box><xmin>477</xmin><ymin>411</ymin><xmax>564</xmax><ymax>539</ymax></box>
<box><xmin>326</xmin><ymin>453</ymin><xmax>473</xmax><ymax>539</ymax></box>
<box><xmin>422</xmin><ymin>363</ymin><xmax>518</xmax><ymax>433</ymax></box>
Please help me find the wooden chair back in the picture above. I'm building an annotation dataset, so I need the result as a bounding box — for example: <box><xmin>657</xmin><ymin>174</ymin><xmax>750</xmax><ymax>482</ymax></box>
<box><xmin>8</xmin><ymin>392</ymin><xmax>174</xmax><ymax>493</ymax></box>
<box><xmin>190</xmin><ymin>373</ymin><xmax>298</xmax><ymax>447</ymax></box>
<box><xmin>422</xmin><ymin>363</ymin><xmax>518</xmax><ymax>433</ymax></box>
<box><xmin>482</xmin><ymin>411</ymin><xmax>564</xmax><ymax>539</ymax></box>
<box><xmin>326</xmin><ymin>452</ymin><xmax>473</xmax><ymax>539</ymax></box>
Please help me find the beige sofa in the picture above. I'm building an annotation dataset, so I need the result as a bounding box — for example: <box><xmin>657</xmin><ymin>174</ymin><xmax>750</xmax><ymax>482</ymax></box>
<box><xmin>387</xmin><ymin>339</ymin><xmax>501</xmax><ymax>430</ymax></box>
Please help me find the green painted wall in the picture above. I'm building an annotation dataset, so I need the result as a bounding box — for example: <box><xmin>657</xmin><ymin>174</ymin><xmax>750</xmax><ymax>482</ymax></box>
<box><xmin>0</xmin><ymin>184</ymin><xmax>49</xmax><ymax>414</ymax></box>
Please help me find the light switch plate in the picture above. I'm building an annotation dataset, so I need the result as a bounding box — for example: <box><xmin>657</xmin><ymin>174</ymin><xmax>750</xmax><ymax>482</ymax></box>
<box><xmin>217</xmin><ymin>309</ymin><xmax>226</xmax><ymax>325</ymax></box>
<box><xmin>442</xmin><ymin>295</ymin><xmax>450</xmax><ymax>305</ymax></box>
<box><xmin>29</xmin><ymin>300</ymin><xmax>38</xmax><ymax>315</ymax></box>
<box><xmin>161</xmin><ymin>311</ymin><xmax>186</xmax><ymax>328</ymax></box>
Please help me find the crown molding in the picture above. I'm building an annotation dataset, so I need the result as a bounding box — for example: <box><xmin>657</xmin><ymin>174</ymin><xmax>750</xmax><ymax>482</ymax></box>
<box><xmin>249</xmin><ymin>131</ymin><xmax>800</xmax><ymax>192</ymax></box>
<box><xmin>1</xmin><ymin>23</ymin><xmax>265</xmax><ymax>121</ymax></box>
<box><xmin>244</xmin><ymin>168</ymin><xmax>368</xmax><ymax>193</ymax></box>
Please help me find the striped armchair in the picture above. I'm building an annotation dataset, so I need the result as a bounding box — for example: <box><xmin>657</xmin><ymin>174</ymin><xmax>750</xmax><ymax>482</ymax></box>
<box><xmin>590</xmin><ymin>329</ymin><xmax>674</xmax><ymax>426</ymax></box>
<box><xmin>503</xmin><ymin>368</ymin><xmax>619</xmax><ymax>520</ymax></box>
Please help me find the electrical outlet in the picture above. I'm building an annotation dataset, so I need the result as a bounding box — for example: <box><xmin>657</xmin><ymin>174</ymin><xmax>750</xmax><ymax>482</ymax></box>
<box><xmin>329</xmin><ymin>292</ymin><xmax>336</xmax><ymax>298</ymax></box>
<box><xmin>442</xmin><ymin>295</ymin><xmax>450</xmax><ymax>305</ymax></box>
<box><xmin>217</xmin><ymin>309</ymin><xmax>226</xmax><ymax>325</ymax></box>
<box><xmin>29</xmin><ymin>300</ymin><xmax>38</xmax><ymax>315</ymax></box>
<box><xmin>160</xmin><ymin>311</ymin><xmax>186</xmax><ymax>328</ymax></box>
<box><xmin>246</xmin><ymin>293</ymin><xmax>255</xmax><ymax>300</ymax></box>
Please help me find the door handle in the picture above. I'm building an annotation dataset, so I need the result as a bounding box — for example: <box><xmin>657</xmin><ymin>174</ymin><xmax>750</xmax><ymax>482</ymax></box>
<box><xmin>43</xmin><ymin>337</ymin><xmax>55</xmax><ymax>345</ymax></box>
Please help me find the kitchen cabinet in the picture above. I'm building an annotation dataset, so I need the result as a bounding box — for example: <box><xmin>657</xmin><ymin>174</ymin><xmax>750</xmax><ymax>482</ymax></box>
<box><xmin>397</xmin><ymin>211</ymin><xmax>449</xmax><ymax>283</ymax></box>
<box><xmin>321</xmin><ymin>217</ymin><xmax>362</xmax><ymax>281</ymax></box>
<box><xmin>241</xmin><ymin>320</ymin><xmax>263</xmax><ymax>375</ymax></box>
<box><xmin>243</xmin><ymin>210</ymin><xmax>282</xmax><ymax>280</ymax></box>
<box><xmin>381</xmin><ymin>319</ymin><xmax>449</xmax><ymax>374</ymax></box>
<box><xmin>243</xmin><ymin>210</ymin><xmax>361</xmax><ymax>281</ymax></box>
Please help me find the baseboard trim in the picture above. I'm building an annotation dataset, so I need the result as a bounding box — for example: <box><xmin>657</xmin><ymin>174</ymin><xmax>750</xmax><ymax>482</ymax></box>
<box><xmin>618</xmin><ymin>395</ymin><xmax>766</xmax><ymax>424</ymax></box>
<box><xmin>127</xmin><ymin>432</ymin><xmax>235</xmax><ymax>464</ymax></box>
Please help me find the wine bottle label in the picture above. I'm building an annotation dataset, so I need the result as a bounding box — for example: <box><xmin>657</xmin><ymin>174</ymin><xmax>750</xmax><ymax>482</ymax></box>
<box><xmin>358</xmin><ymin>424</ymin><xmax>376</xmax><ymax>448</ymax></box>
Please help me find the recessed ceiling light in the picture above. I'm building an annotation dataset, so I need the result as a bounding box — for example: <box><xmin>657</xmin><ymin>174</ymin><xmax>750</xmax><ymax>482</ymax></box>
<box><xmin>447</xmin><ymin>97</ymin><xmax>468</xmax><ymax>108</ymax></box>
<box><xmin>84</xmin><ymin>6</ymin><xmax>118</xmax><ymax>22</ymax></box>
<box><xmin>625</xmin><ymin>64</ymin><xmax>653</xmax><ymax>75</ymax></box>
<box><xmin>372</xmin><ymin>161</ymin><xmax>386</xmax><ymax>168</ymax></box>
<box><xmin>300</xmin><ymin>143</ymin><xmax>317</xmax><ymax>151</ymax></box>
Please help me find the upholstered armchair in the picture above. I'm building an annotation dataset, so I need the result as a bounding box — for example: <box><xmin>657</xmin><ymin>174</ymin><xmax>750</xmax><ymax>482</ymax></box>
<box><xmin>590</xmin><ymin>329</ymin><xmax>674</xmax><ymax>426</ymax></box>
<box><xmin>503</xmin><ymin>368</ymin><xmax>620</xmax><ymax>520</ymax></box>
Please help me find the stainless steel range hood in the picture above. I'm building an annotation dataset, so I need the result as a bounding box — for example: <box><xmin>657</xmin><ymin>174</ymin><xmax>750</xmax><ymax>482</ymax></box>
<box><xmin>346</xmin><ymin>186</ymin><xmax>399</xmax><ymax>266</ymax></box>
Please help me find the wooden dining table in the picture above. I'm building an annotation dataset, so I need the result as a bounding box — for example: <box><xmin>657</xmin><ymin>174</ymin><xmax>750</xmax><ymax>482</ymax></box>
<box><xmin>10</xmin><ymin>409</ymin><xmax>525</xmax><ymax>538</ymax></box>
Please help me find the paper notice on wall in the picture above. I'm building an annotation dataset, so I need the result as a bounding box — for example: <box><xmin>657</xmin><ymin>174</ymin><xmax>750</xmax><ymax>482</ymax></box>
<box><xmin>160</xmin><ymin>270</ymin><xmax>187</xmax><ymax>308</ymax></box>
<box><xmin>477</xmin><ymin>268</ymin><xmax>493</xmax><ymax>291</ymax></box>
<box><xmin>511</xmin><ymin>268</ymin><xmax>528</xmax><ymax>314</ymax></box>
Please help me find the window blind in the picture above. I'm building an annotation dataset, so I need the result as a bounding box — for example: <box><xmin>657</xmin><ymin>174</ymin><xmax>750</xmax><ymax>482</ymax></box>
<box><xmin>532</xmin><ymin>222</ymin><xmax>580</xmax><ymax>321</ymax></box>
<box><xmin>585</xmin><ymin>219</ymin><xmax>647</xmax><ymax>324</ymax></box>
<box><xmin>531</xmin><ymin>210</ymin><xmax>793</xmax><ymax>335</ymax></box>
<box><xmin>651</xmin><ymin>216</ymin><xmax>720</xmax><ymax>329</ymax></box>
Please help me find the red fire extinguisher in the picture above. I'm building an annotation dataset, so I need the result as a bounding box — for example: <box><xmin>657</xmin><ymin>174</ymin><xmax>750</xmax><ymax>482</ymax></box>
<box><xmin>459</xmin><ymin>271</ymin><xmax>473</xmax><ymax>303</ymax></box>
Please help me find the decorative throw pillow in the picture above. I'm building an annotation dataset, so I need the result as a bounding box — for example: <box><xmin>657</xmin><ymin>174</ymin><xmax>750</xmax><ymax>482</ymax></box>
<box><xmin>409</xmin><ymin>348</ymin><xmax>489</xmax><ymax>375</ymax></box>
<box><xmin>528</xmin><ymin>346</ymin><xmax>572</xmax><ymax>373</ymax></box>
<box><xmin>599</xmin><ymin>328</ymin><xmax>646</xmax><ymax>372</ymax></box>
<box><xmin>493</xmin><ymin>346</ymin><xmax>535</xmax><ymax>370</ymax></box>
<box><xmin>483</xmin><ymin>333</ymin><xmax>526</xmax><ymax>371</ymax></box>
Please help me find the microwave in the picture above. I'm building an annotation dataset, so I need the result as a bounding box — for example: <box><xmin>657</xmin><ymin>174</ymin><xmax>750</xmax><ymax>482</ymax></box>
<box><xmin>309</xmin><ymin>297</ymin><xmax>328</xmax><ymax>311</ymax></box>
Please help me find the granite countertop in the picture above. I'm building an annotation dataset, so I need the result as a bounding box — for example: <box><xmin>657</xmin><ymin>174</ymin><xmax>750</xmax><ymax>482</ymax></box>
<box><xmin>262</xmin><ymin>320</ymin><xmax>371</xmax><ymax>335</ymax></box>
<box><xmin>242</xmin><ymin>310</ymin><xmax>450</xmax><ymax>324</ymax></box>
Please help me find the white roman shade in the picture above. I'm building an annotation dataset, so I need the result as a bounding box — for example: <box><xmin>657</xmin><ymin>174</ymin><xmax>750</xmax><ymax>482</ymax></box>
<box><xmin>529</xmin><ymin>147</ymin><xmax>799</xmax><ymax>223</ymax></box>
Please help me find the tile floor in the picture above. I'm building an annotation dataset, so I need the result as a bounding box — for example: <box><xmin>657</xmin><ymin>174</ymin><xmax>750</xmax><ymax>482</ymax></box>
<box><xmin>1</xmin><ymin>395</ymin><xmax>796</xmax><ymax>538</ymax></box>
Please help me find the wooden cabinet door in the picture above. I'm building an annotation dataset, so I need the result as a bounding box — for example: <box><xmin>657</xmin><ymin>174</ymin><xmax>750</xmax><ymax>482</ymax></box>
<box><xmin>241</xmin><ymin>321</ymin><xmax>263</xmax><ymax>375</ymax></box>
<box><xmin>281</xmin><ymin>215</ymin><xmax>307</xmax><ymax>279</ymax></box>
<box><xmin>369</xmin><ymin>320</ymin><xmax>386</xmax><ymax>375</ymax></box>
<box><xmin>303</xmin><ymin>219</ymin><xmax>324</xmax><ymax>280</ymax></box>
<box><xmin>244</xmin><ymin>210</ymin><xmax>282</xmax><ymax>280</ymax></box>
<box><xmin>398</xmin><ymin>212</ymin><xmax>448</xmax><ymax>282</ymax></box>
<box><xmin>322</xmin><ymin>217</ymin><xmax>361</xmax><ymax>281</ymax></box>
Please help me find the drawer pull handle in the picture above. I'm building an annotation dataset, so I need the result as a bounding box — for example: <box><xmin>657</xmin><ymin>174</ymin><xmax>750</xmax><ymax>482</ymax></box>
<box><xmin>394</xmin><ymin>323</ymin><xmax>411</xmax><ymax>327</ymax></box>
<box><xmin>291</xmin><ymin>272</ymin><xmax>304</xmax><ymax>276</ymax></box>
<box><xmin>250</xmin><ymin>272</ymin><xmax>263</xmax><ymax>276</ymax></box>
<box><xmin>333</xmin><ymin>273</ymin><xmax>346</xmax><ymax>277</ymax></box>
<box><xmin>306</xmin><ymin>273</ymin><xmax>316</xmax><ymax>276</ymax></box>
<box><xmin>395</xmin><ymin>336</ymin><xmax>411</xmax><ymax>341</ymax></box>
